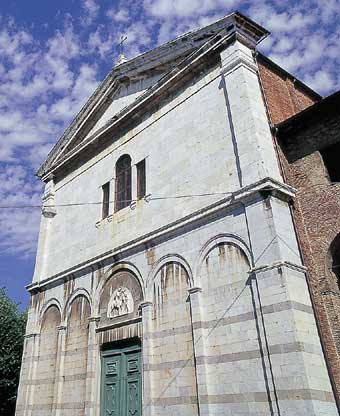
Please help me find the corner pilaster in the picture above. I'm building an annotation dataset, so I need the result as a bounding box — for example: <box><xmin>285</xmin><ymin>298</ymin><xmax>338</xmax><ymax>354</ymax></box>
<box><xmin>220</xmin><ymin>39</ymin><xmax>281</xmax><ymax>187</ymax></box>
<box><xmin>32</xmin><ymin>175</ymin><xmax>56</xmax><ymax>283</ymax></box>
<box><xmin>243</xmin><ymin>192</ymin><xmax>338</xmax><ymax>414</ymax></box>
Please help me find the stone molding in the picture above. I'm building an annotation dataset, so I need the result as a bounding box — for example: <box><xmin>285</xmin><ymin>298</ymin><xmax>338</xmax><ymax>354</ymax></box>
<box><xmin>249</xmin><ymin>260</ymin><xmax>307</xmax><ymax>275</ymax></box>
<box><xmin>139</xmin><ymin>301</ymin><xmax>153</xmax><ymax>309</ymax></box>
<box><xmin>96</xmin><ymin>316</ymin><xmax>142</xmax><ymax>333</ymax></box>
<box><xmin>188</xmin><ymin>286</ymin><xmax>203</xmax><ymax>295</ymax></box>
<box><xmin>220</xmin><ymin>48</ymin><xmax>258</xmax><ymax>76</ymax></box>
<box><xmin>24</xmin><ymin>333</ymin><xmax>40</xmax><ymax>339</ymax></box>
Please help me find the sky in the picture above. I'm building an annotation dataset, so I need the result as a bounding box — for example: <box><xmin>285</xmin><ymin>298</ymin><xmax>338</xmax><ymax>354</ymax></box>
<box><xmin>0</xmin><ymin>0</ymin><xmax>339</xmax><ymax>309</ymax></box>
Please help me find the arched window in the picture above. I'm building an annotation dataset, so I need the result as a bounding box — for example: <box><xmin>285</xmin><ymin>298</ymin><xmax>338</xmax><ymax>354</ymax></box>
<box><xmin>329</xmin><ymin>233</ymin><xmax>340</xmax><ymax>288</ymax></box>
<box><xmin>115</xmin><ymin>154</ymin><xmax>132</xmax><ymax>211</ymax></box>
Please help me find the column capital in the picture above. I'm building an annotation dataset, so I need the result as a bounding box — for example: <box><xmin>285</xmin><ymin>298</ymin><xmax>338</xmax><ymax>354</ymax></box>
<box><xmin>24</xmin><ymin>332</ymin><xmax>40</xmax><ymax>339</ymax></box>
<box><xmin>188</xmin><ymin>286</ymin><xmax>203</xmax><ymax>295</ymax></box>
<box><xmin>139</xmin><ymin>301</ymin><xmax>153</xmax><ymax>309</ymax></box>
<box><xmin>88</xmin><ymin>316</ymin><xmax>100</xmax><ymax>323</ymax></box>
<box><xmin>57</xmin><ymin>325</ymin><xmax>67</xmax><ymax>331</ymax></box>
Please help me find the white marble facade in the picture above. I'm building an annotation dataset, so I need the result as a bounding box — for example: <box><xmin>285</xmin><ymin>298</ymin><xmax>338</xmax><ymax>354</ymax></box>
<box><xmin>16</xmin><ymin>12</ymin><xmax>338</xmax><ymax>416</ymax></box>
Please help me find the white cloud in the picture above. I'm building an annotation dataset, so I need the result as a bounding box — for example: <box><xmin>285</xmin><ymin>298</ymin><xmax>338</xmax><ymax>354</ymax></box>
<box><xmin>88</xmin><ymin>28</ymin><xmax>115</xmax><ymax>59</ymax></box>
<box><xmin>81</xmin><ymin>0</ymin><xmax>100</xmax><ymax>25</ymax></box>
<box><xmin>305</xmin><ymin>69</ymin><xmax>335</xmax><ymax>94</ymax></box>
<box><xmin>107</xmin><ymin>8</ymin><xmax>130</xmax><ymax>23</ymax></box>
<box><xmin>0</xmin><ymin>164</ymin><xmax>42</xmax><ymax>256</ymax></box>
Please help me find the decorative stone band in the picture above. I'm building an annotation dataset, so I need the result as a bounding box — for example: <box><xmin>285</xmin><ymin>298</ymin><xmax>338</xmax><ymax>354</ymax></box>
<box><xmin>150</xmin><ymin>396</ymin><xmax>198</xmax><ymax>406</ymax></box>
<box><xmin>28</xmin><ymin>176</ymin><xmax>296</xmax><ymax>293</ymax></box>
<box><xmin>149</xmin><ymin>389</ymin><xmax>334</xmax><ymax>406</ymax></box>
<box><xmin>200</xmin><ymin>389</ymin><xmax>334</xmax><ymax>404</ymax></box>
<box><xmin>144</xmin><ymin>357</ymin><xmax>195</xmax><ymax>372</ymax></box>
<box><xmin>30</xmin><ymin>344</ymin><xmax>97</xmax><ymax>362</ymax></box>
<box><xmin>249</xmin><ymin>260</ymin><xmax>307</xmax><ymax>276</ymax></box>
<box><xmin>145</xmin><ymin>341</ymin><xmax>323</xmax><ymax>373</ymax></box>
<box><xmin>196</xmin><ymin>341</ymin><xmax>323</xmax><ymax>366</ymax></box>
<box><xmin>17</xmin><ymin>401</ymin><xmax>95</xmax><ymax>412</ymax></box>
<box><xmin>20</xmin><ymin>371</ymin><xmax>95</xmax><ymax>386</ymax></box>
<box><xmin>143</xmin><ymin>299</ymin><xmax>313</xmax><ymax>341</ymax></box>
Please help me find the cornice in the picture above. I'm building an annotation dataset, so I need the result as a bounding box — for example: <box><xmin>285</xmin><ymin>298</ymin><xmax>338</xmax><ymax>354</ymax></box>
<box><xmin>27</xmin><ymin>177</ymin><xmax>295</xmax><ymax>293</ymax></box>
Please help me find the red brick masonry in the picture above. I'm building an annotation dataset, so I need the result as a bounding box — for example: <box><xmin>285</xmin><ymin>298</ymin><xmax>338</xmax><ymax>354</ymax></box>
<box><xmin>259</xmin><ymin>57</ymin><xmax>340</xmax><ymax>406</ymax></box>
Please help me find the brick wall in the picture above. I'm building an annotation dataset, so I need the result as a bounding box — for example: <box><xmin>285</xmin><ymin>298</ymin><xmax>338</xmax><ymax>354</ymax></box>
<box><xmin>257</xmin><ymin>55</ymin><xmax>319</xmax><ymax>125</ymax></box>
<box><xmin>274</xmin><ymin>110</ymin><xmax>340</xmax><ymax>404</ymax></box>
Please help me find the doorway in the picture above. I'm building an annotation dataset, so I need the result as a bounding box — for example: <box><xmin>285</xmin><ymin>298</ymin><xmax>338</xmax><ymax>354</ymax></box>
<box><xmin>101</xmin><ymin>339</ymin><xmax>142</xmax><ymax>416</ymax></box>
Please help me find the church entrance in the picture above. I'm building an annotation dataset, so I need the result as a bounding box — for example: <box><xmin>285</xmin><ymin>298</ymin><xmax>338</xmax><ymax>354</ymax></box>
<box><xmin>101</xmin><ymin>340</ymin><xmax>142</xmax><ymax>416</ymax></box>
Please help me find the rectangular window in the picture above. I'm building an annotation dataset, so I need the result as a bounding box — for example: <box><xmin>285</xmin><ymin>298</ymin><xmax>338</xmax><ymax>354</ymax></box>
<box><xmin>136</xmin><ymin>159</ymin><xmax>146</xmax><ymax>199</ymax></box>
<box><xmin>320</xmin><ymin>142</ymin><xmax>340</xmax><ymax>183</ymax></box>
<box><xmin>102</xmin><ymin>182</ymin><xmax>110</xmax><ymax>219</ymax></box>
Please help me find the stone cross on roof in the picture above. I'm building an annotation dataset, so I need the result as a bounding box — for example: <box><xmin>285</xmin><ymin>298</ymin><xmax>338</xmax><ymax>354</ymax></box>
<box><xmin>117</xmin><ymin>35</ymin><xmax>128</xmax><ymax>65</ymax></box>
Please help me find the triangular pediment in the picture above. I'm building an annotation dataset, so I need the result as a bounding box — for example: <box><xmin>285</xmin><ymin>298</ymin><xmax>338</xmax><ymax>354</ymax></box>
<box><xmin>37</xmin><ymin>11</ymin><xmax>268</xmax><ymax>179</ymax></box>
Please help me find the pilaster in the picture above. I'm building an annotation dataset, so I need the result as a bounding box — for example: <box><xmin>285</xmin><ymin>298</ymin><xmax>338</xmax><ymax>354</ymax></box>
<box><xmin>53</xmin><ymin>325</ymin><xmax>67</xmax><ymax>416</ymax></box>
<box><xmin>244</xmin><ymin>192</ymin><xmax>338</xmax><ymax>414</ymax></box>
<box><xmin>32</xmin><ymin>175</ymin><xmax>56</xmax><ymax>283</ymax></box>
<box><xmin>140</xmin><ymin>301</ymin><xmax>154</xmax><ymax>416</ymax></box>
<box><xmin>85</xmin><ymin>316</ymin><xmax>100</xmax><ymax>416</ymax></box>
<box><xmin>220</xmin><ymin>39</ymin><xmax>281</xmax><ymax>188</ymax></box>
<box><xmin>188</xmin><ymin>286</ymin><xmax>209</xmax><ymax>416</ymax></box>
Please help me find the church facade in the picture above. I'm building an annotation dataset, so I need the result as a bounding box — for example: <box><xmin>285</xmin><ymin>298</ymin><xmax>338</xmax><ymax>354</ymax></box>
<box><xmin>16</xmin><ymin>12</ymin><xmax>338</xmax><ymax>416</ymax></box>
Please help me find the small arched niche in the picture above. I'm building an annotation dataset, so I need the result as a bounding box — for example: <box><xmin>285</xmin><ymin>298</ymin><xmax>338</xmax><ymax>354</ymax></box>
<box><xmin>200</xmin><ymin>241</ymin><xmax>250</xmax><ymax>290</ymax></box>
<box><xmin>99</xmin><ymin>270</ymin><xmax>143</xmax><ymax>327</ymax></box>
<box><xmin>150</xmin><ymin>261</ymin><xmax>198</xmax><ymax>413</ymax></box>
<box><xmin>34</xmin><ymin>305</ymin><xmax>61</xmax><ymax>410</ymax></box>
<box><xmin>62</xmin><ymin>295</ymin><xmax>91</xmax><ymax>413</ymax></box>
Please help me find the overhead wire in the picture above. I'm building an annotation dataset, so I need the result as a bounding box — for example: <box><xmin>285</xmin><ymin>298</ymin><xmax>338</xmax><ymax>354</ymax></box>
<box><xmin>0</xmin><ymin>187</ymin><xmax>276</xmax><ymax>210</ymax></box>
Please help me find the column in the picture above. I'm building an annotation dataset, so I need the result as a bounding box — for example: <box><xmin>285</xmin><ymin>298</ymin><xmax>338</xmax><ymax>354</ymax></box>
<box><xmin>85</xmin><ymin>316</ymin><xmax>100</xmax><ymax>416</ymax></box>
<box><xmin>53</xmin><ymin>325</ymin><xmax>67</xmax><ymax>416</ymax></box>
<box><xmin>188</xmin><ymin>286</ymin><xmax>209</xmax><ymax>416</ymax></box>
<box><xmin>140</xmin><ymin>301</ymin><xmax>153</xmax><ymax>416</ymax></box>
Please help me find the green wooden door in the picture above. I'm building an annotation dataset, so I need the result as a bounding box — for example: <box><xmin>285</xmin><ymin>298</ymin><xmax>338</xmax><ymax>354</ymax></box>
<box><xmin>101</xmin><ymin>342</ymin><xmax>142</xmax><ymax>416</ymax></box>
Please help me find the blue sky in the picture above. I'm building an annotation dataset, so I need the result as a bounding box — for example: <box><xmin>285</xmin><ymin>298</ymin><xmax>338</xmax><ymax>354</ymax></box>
<box><xmin>0</xmin><ymin>0</ymin><xmax>339</xmax><ymax>309</ymax></box>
